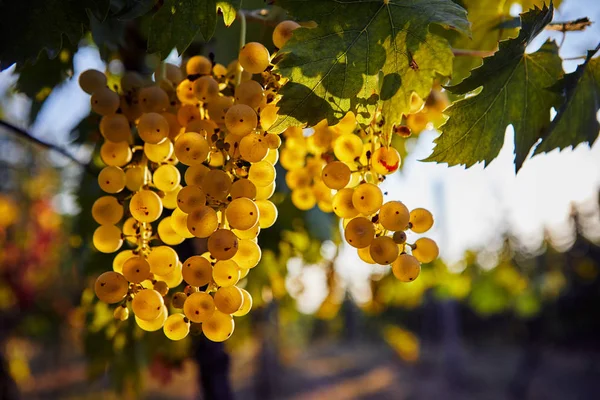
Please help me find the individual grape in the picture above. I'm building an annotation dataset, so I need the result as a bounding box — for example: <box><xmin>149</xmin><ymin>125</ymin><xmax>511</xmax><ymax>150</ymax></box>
<box><xmin>155</xmin><ymin>261</ymin><xmax>183</xmax><ymax>288</ymax></box>
<box><xmin>130</xmin><ymin>190</ymin><xmax>163</xmax><ymax>222</ymax></box>
<box><xmin>234</xmin><ymin>80</ymin><xmax>265</xmax><ymax>109</ymax></box>
<box><xmin>161</xmin><ymin>185</ymin><xmax>181</xmax><ymax>209</ymax></box>
<box><xmin>260</xmin><ymin>103</ymin><xmax>279</xmax><ymax>131</ymax></box>
<box><xmin>113</xmin><ymin>305</ymin><xmax>130</xmax><ymax>321</ymax></box>
<box><xmin>272</xmin><ymin>20</ymin><xmax>301</xmax><ymax>48</ymax></box>
<box><xmin>125</xmin><ymin>166</ymin><xmax>146</xmax><ymax>192</ymax></box>
<box><xmin>121</xmin><ymin>71</ymin><xmax>145</xmax><ymax>92</ymax></box>
<box><xmin>174</xmin><ymin>132</ymin><xmax>209</xmax><ymax>165</ymax></box>
<box><xmin>409</xmin><ymin>208</ymin><xmax>434</xmax><ymax>233</ymax></box>
<box><xmin>214</xmin><ymin>286</ymin><xmax>243</xmax><ymax>314</ymax></box>
<box><xmin>213</xmin><ymin>260</ymin><xmax>241</xmax><ymax>287</ymax></box>
<box><xmin>230</xmin><ymin>179</ymin><xmax>257</xmax><ymax>200</ymax></box>
<box><xmin>369</xmin><ymin>236</ymin><xmax>399</xmax><ymax>265</ymax></box>
<box><xmin>206</xmin><ymin>95</ymin><xmax>234</xmax><ymax>125</ymax></box>
<box><xmin>225</xmin><ymin>104</ymin><xmax>258</xmax><ymax>136</ymax></box>
<box><xmin>92</xmin><ymin>196</ymin><xmax>123</xmax><ymax>225</ymax></box>
<box><xmin>239</xmin><ymin>42</ymin><xmax>270</xmax><ymax>74</ymax></box>
<box><xmin>213</xmin><ymin>63</ymin><xmax>228</xmax><ymax>78</ymax></box>
<box><xmin>98</xmin><ymin>166</ymin><xmax>126</xmax><ymax>194</ymax></box>
<box><xmin>291</xmin><ymin>188</ymin><xmax>317</xmax><ymax>210</ymax></box>
<box><xmin>266</xmin><ymin>133</ymin><xmax>281</xmax><ymax>150</ymax></box>
<box><xmin>255</xmin><ymin>181</ymin><xmax>275</xmax><ymax>200</ymax></box>
<box><xmin>93</xmin><ymin>225</ymin><xmax>123</xmax><ymax>253</ymax></box>
<box><xmin>208</xmin><ymin>229</ymin><xmax>239</xmax><ymax>260</ymax></box>
<box><xmin>137</xmin><ymin>112</ymin><xmax>169</xmax><ymax>144</ymax></box>
<box><xmin>392</xmin><ymin>231</ymin><xmax>407</xmax><ymax>245</ymax></box>
<box><xmin>187</xmin><ymin>206</ymin><xmax>219</xmax><ymax>238</ymax></box>
<box><xmin>202</xmin><ymin>169</ymin><xmax>232</xmax><ymax>201</ymax></box>
<box><xmin>391</xmin><ymin>254</ymin><xmax>421</xmax><ymax>282</ymax></box>
<box><xmin>132</xmin><ymin>289</ymin><xmax>165</xmax><ymax>321</ymax></box>
<box><xmin>239</xmin><ymin>268</ymin><xmax>249</xmax><ymax>280</ymax></box>
<box><xmin>352</xmin><ymin>183</ymin><xmax>383</xmax><ymax>215</ymax></box>
<box><xmin>344</xmin><ymin>217</ymin><xmax>375</xmax><ymax>249</ymax></box>
<box><xmin>208</xmin><ymin>150</ymin><xmax>225</xmax><ymax>167</ymax></box>
<box><xmin>371</xmin><ymin>146</ymin><xmax>401</xmax><ymax>175</ymax></box>
<box><xmin>170</xmin><ymin>207</ymin><xmax>195</xmax><ymax>238</ymax></box>
<box><xmin>232</xmin><ymin>239</ymin><xmax>261</xmax><ymax>269</ymax></box>
<box><xmin>379</xmin><ymin>201</ymin><xmax>410</xmax><ymax>231</ymax></box>
<box><xmin>358</xmin><ymin>246</ymin><xmax>376</xmax><ymax>264</ymax></box>
<box><xmin>193</xmin><ymin>76</ymin><xmax>220</xmax><ymax>102</ymax></box>
<box><xmin>233</xmin><ymin>289</ymin><xmax>253</xmax><ymax>317</ymax></box>
<box><xmin>255</xmin><ymin>200</ymin><xmax>277</xmax><ymax>229</ymax></box>
<box><xmin>280</xmin><ymin>148</ymin><xmax>306</xmax><ymax>170</ymax></box>
<box><xmin>79</xmin><ymin>69</ymin><xmax>107</xmax><ymax>94</ymax></box>
<box><xmin>91</xmin><ymin>87</ymin><xmax>120</xmax><ymax>115</ymax></box>
<box><xmin>147</xmin><ymin>246</ymin><xmax>179</xmax><ymax>276</ymax></box>
<box><xmin>232</xmin><ymin>222</ymin><xmax>260</xmax><ymax>240</ymax></box>
<box><xmin>144</xmin><ymin>139</ymin><xmax>173</xmax><ymax>163</ymax></box>
<box><xmin>202</xmin><ymin>311</ymin><xmax>235</xmax><ymax>342</ymax></box>
<box><xmin>333</xmin><ymin>133</ymin><xmax>363</xmax><ymax>163</ymax></box>
<box><xmin>113</xmin><ymin>250</ymin><xmax>135</xmax><ymax>274</ymax></box>
<box><xmin>182</xmin><ymin>256</ymin><xmax>212</xmax><ymax>287</ymax></box>
<box><xmin>183</xmin><ymin>292</ymin><xmax>215</xmax><ymax>323</ymax></box>
<box><xmin>177</xmin><ymin>186</ymin><xmax>206</xmax><ymax>213</ymax></box>
<box><xmin>186</xmin><ymin>55</ymin><xmax>212</xmax><ymax>75</ymax></box>
<box><xmin>322</xmin><ymin>161</ymin><xmax>351</xmax><ymax>190</ymax></box>
<box><xmin>94</xmin><ymin>271</ymin><xmax>129</xmax><ymax>303</ymax></box>
<box><xmin>285</xmin><ymin>168</ymin><xmax>311</xmax><ymax>190</ymax></box>
<box><xmin>163</xmin><ymin>313</ymin><xmax>191</xmax><ymax>341</ymax></box>
<box><xmin>185</xmin><ymin>164</ymin><xmax>210</xmax><ymax>186</ymax></box>
<box><xmin>177</xmin><ymin>104</ymin><xmax>202</xmax><ymax>126</ymax></box>
<box><xmin>176</xmin><ymin>79</ymin><xmax>197</xmax><ymax>105</ymax></box>
<box><xmin>100</xmin><ymin>114</ymin><xmax>131</xmax><ymax>143</ymax></box>
<box><xmin>172</xmin><ymin>292</ymin><xmax>187</xmax><ymax>309</ymax></box>
<box><xmin>135</xmin><ymin>304</ymin><xmax>168</xmax><ymax>331</ymax></box>
<box><xmin>139</xmin><ymin>86</ymin><xmax>169</xmax><ymax>113</ymax></box>
<box><xmin>153</xmin><ymin>164</ymin><xmax>181</xmax><ymax>192</ymax></box>
<box><xmin>187</xmin><ymin>119</ymin><xmax>217</xmax><ymax>136</ymax></box>
<box><xmin>332</xmin><ymin>188</ymin><xmax>359</xmax><ymax>219</ymax></box>
<box><xmin>122</xmin><ymin>256</ymin><xmax>151</xmax><ymax>283</ymax></box>
<box><xmin>101</xmin><ymin>141</ymin><xmax>132</xmax><ymax>166</ymax></box>
<box><xmin>122</xmin><ymin>217</ymin><xmax>137</xmax><ymax>245</ymax></box>
<box><xmin>154</xmin><ymin>280</ymin><xmax>170</xmax><ymax>297</ymax></box>
<box><xmin>225</xmin><ymin>198</ymin><xmax>259</xmax><ymax>230</ymax></box>
<box><xmin>239</xmin><ymin>133</ymin><xmax>268</xmax><ymax>162</ymax></box>
<box><xmin>412</xmin><ymin>238</ymin><xmax>439</xmax><ymax>263</ymax></box>
<box><xmin>248</xmin><ymin>161</ymin><xmax>275</xmax><ymax>187</ymax></box>
<box><xmin>158</xmin><ymin>217</ymin><xmax>185</xmax><ymax>246</ymax></box>
<box><xmin>162</xmin><ymin>112</ymin><xmax>183</xmax><ymax>141</ymax></box>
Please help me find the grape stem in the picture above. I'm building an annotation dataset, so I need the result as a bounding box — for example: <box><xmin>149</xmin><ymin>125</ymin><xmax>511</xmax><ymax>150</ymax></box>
<box><xmin>0</xmin><ymin>119</ymin><xmax>96</xmax><ymax>176</ymax></box>
<box><xmin>235</xmin><ymin>10</ymin><xmax>247</xmax><ymax>87</ymax></box>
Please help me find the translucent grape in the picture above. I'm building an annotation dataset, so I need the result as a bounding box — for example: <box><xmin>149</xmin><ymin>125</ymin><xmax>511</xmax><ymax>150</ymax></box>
<box><xmin>379</xmin><ymin>201</ymin><xmax>410</xmax><ymax>231</ymax></box>
<box><xmin>94</xmin><ymin>271</ymin><xmax>128</xmax><ymax>303</ymax></box>
<box><xmin>371</xmin><ymin>146</ymin><xmax>401</xmax><ymax>175</ymax></box>
<box><xmin>122</xmin><ymin>217</ymin><xmax>137</xmax><ymax>245</ymax></box>
<box><xmin>322</xmin><ymin>161</ymin><xmax>351</xmax><ymax>190</ymax></box>
<box><xmin>235</xmin><ymin>80</ymin><xmax>265</xmax><ymax>109</ymax></box>
<box><xmin>239</xmin><ymin>42</ymin><xmax>270</xmax><ymax>74</ymax></box>
<box><xmin>369</xmin><ymin>236</ymin><xmax>399</xmax><ymax>265</ymax></box>
<box><xmin>174</xmin><ymin>132</ymin><xmax>209</xmax><ymax>165</ymax></box>
<box><xmin>332</xmin><ymin>188</ymin><xmax>359</xmax><ymax>219</ymax></box>
<box><xmin>155</xmin><ymin>261</ymin><xmax>183</xmax><ymax>288</ymax></box>
<box><xmin>344</xmin><ymin>217</ymin><xmax>375</xmax><ymax>249</ymax></box>
<box><xmin>214</xmin><ymin>286</ymin><xmax>243</xmax><ymax>314</ymax></box>
<box><xmin>177</xmin><ymin>104</ymin><xmax>202</xmax><ymax>126</ymax></box>
<box><xmin>98</xmin><ymin>166</ymin><xmax>126</xmax><ymax>194</ymax></box>
<box><xmin>125</xmin><ymin>166</ymin><xmax>146</xmax><ymax>191</ymax></box>
<box><xmin>122</xmin><ymin>256</ymin><xmax>151</xmax><ymax>283</ymax></box>
<box><xmin>193</xmin><ymin>76</ymin><xmax>220</xmax><ymax>102</ymax></box>
<box><xmin>272</xmin><ymin>20</ymin><xmax>301</xmax><ymax>49</ymax></box>
<box><xmin>158</xmin><ymin>217</ymin><xmax>185</xmax><ymax>245</ymax></box>
<box><xmin>177</xmin><ymin>186</ymin><xmax>206</xmax><ymax>213</ymax></box>
<box><xmin>357</xmin><ymin>246</ymin><xmax>376</xmax><ymax>264</ymax></box>
<box><xmin>255</xmin><ymin>200</ymin><xmax>277</xmax><ymax>229</ymax></box>
<box><xmin>266</xmin><ymin>134</ymin><xmax>281</xmax><ymax>150</ymax></box>
<box><xmin>255</xmin><ymin>181</ymin><xmax>275</xmax><ymax>200</ymax></box>
<box><xmin>226</xmin><ymin>198</ymin><xmax>259</xmax><ymax>230</ymax></box>
<box><xmin>208</xmin><ymin>229</ymin><xmax>239</xmax><ymax>260</ymax></box>
<box><xmin>136</xmin><ymin>304</ymin><xmax>168</xmax><ymax>331</ymax></box>
<box><xmin>187</xmin><ymin>205</ymin><xmax>219</xmax><ymax>238</ymax></box>
<box><xmin>161</xmin><ymin>185</ymin><xmax>181</xmax><ymax>209</ymax></box>
<box><xmin>100</xmin><ymin>114</ymin><xmax>131</xmax><ymax>143</ymax></box>
<box><xmin>130</xmin><ymin>190</ymin><xmax>163</xmax><ymax>222</ymax></box>
<box><xmin>154</xmin><ymin>280</ymin><xmax>170</xmax><ymax>297</ymax></box>
<box><xmin>186</xmin><ymin>55</ymin><xmax>212</xmax><ymax>75</ymax></box>
<box><xmin>333</xmin><ymin>134</ymin><xmax>363</xmax><ymax>163</ymax></box>
<box><xmin>286</xmin><ymin>168</ymin><xmax>311</xmax><ymax>190</ymax></box>
<box><xmin>239</xmin><ymin>133</ymin><xmax>268</xmax><ymax>162</ymax></box>
<box><xmin>176</xmin><ymin>79</ymin><xmax>197</xmax><ymax>105</ymax></box>
<box><xmin>163</xmin><ymin>313</ymin><xmax>190</xmax><ymax>341</ymax></box>
<box><xmin>233</xmin><ymin>289</ymin><xmax>253</xmax><ymax>317</ymax></box>
<box><xmin>230</xmin><ymin>179</ymin><xmax>257</xmax><ymax>200</ymax></box>
<box><xmin>101</xmin><ymin>141</ymin><xmax>132</xmax><ymax>166</ymax></box>
<box><xmin>137</xmin><ymin>112</ymin><xmax>169</xmax><ymax>144</ymax></box>
<box><xmin>352</xmin><ymin>183</ymin><xmax>383</xmax><ymax>215</ymax></box>
<box><xmin>391</xmin><ymin>254</ymin><xmax>421</xmax><ymax>282</ymax></box>
<box><xmin>225</xmin><ymin>104</ymin><xmax>258</xmax><ymax>136</ymax></box>
<box><xmin>79</xmin><ymin>69</ymin><xmax>107</xmax><ymax>94</ymax></box>
<box><xmin>409</xmin><ymin>208</ymin><xmax>434</xmax><ymax>233</ymax></box>
<box><xmin>392</xmin><ymin>231</ymin><xmax>407</xmax><ymax>245</ymax></box>
<box><xmin>91</xmin><ymin>87</ymin><xmax>120</xmax><ymax>115</ymax></box>
<box><xmin>114</xmin><ymin>305</ymin><xmax>130</xmax><ymax>321</ymax></box>
<box><xmin>412</xmin><ymin>238</ymin><xmax>439</xmax><ymax>263</ymax></box>
<box><xmin>172</xmin><ymin>292</ymin><xmax>187</xmax><ymax>309</ymax></box>
<box><xmin>113</xmin><ymin>250</ymin><xmax>135</xmax><ymax>274</ymax></box>
<box><xmin>207</xmin><ymin>95</ymin><xmax>234</xmax><ymax>125</ymax></box>
<box><xmin>260</xmin><ymin>104</ymin><xmax>279</xmax><ymax>131</ymax></box>
<box><xmin>182</xmin><ymin>256</ymin><xmax>212</xmax><ymax>287</ymax></box>
<box><xmin>170</xmin><ymin>207</ymin><xmax>195</xmax><ymax>238</ymax></box>
<box><xmin>92</xmin><ymin>196</ymin><xmax>123</xmax><ymax>225</ymax></box>
<box><xmin>144</xmin><ymin>139</ymin><xmax>173</xmax><ymax>163</ymax></box>
<box><xmin>213</xmin><ymin>260</ymin><xmax>241</xmax><ymax>287</ymax></box>
<box><xmin>232</xmin><ymin>239</ymin><xmax>261</xmax><ymax>269</ymax></box>
<box><xmin>163</xmin><ymin>112</ymin><xmax>183</xmax><ymax>141</ymax></box>
<box><xmin>232</xmin><ymin>222</ymin><xmax>260</xmax><ymax>240</ymax></box>
<box><xmin>139</xmin><ymin>86</ymin><xmax>169</xmax><ymax>113</ymax></box>
<box><xmin>202</xmin><ymin>169</ymin><xmax>232</xmax><ymax>201</ymax></box>
<box><xmin>248</xmin><ymin>161</ymin><xmax>275</xmax><ymax>187</ymax></box>
<box><xmin>184</xmin><ymin>292</ymin><xmax>215</xmax><ymax>323</ymax></box>
<box><xmin>185</xmin><ymin>164</ymin><xmax>210</xmax><ymax>186</ymax></box>
<box><xmin>203</xmin><ymin>311</ymin><xmax>235</xmax><ymax>342</ymax></box>
<box><xmin>132</xmin><ymin>289</ymin><xmax>165</xmax><ymax>321</ymax></box>
<box><xmin>153</xmin><ymin>164</ymin><xmax>181</xmax><ymax>192</ymax></box>
<box><xmin>147</xmin><ymin>246</ymin><xmax>179</xmax><ymax>276</ymax></box>
<box><xmin>93</xmin><ymin>225</ymin><xmax>123</xmax><ymax>253</ymax></box>
<box><xmin>291</xmin><ymin>188</ymin><xmax>316</xmax><ymax>211</ymax></box>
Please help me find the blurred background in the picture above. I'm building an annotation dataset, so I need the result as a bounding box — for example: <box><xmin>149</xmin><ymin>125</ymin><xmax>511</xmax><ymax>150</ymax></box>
<box><xmin>1</xmin><ymin>0</ymin><xmax>600</xmax><ymax>399</ymax></box>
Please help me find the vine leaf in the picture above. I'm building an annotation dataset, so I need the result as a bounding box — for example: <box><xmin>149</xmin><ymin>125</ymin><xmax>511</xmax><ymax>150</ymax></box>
<box><xmin>0</xmin><ymin>0</ymin><xmax>109</xmax><ymax>70</ymax></box>
<box><xmin>148</xmin><ymin>0</ymin><xmax>241</xmax><ymax>58</ymax></box>
<box><xmin>534</xmin><ymin>46</ymin><xmax>600</xmax><ymax>154</ymax></box>
<box><xmin>269</xmin><ymin>0</ymin><xmax>470</xmax><ymax>133</ymax></box>
<box><xmin>425</xmin><ymin>4</ymin><xmax>563</xmax><ymax>171</ymax></box>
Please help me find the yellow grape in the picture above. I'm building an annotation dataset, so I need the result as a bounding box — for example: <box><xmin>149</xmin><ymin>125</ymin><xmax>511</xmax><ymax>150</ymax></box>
<box><xmin>174</xmin><ymin>132</ymin><xmax>210</xmax><ymax>165</ymax></box>
<box><xmin>79</xmin><ymin>69</ymin><xmax>107</xmax><ymax>94</ymax></box>
<box><xmin>260</xmin><ymin>103</ymin><xmax>279</xmax><ymax>131</ymax></box>
<box><xmin>187</xmin><ymin>205</ymin><xmax>219</xmax><ymax>238</ymax></box>
<box><xmin>371</xmin><ymin>146</ymin><xmax>401</xmax><ymax>175</ymax></box>
<box><xmin>137</xmin><ymin>112</ymin><xmax>169</xmax><ymax>144</ymax></box>
<box><xmin>147</xmin><ymin>246</ymin><xmax>179</xmax><ymax>276</ymax></box>
<box><xmin>379</xmin><ymin>201</ymin><xmax>410</xmax><ymax>231</ymax></box>
<box><xmin>352</xmin><ymin>183</ymin><xmax>383</xmax><ymax>215</ymax></box>
<box><xmin>239</xmin><ymin>133</ymin><xmax>268</xmax><ymax>162</ymax></box>
<box><xmin>155</xmin><ymin>261</ymin><xmax>183</xmax><ymax>288</ymax></box>
<box><xmin>170</xmin><ymin>207</ymin><xmax>195</xmax><ymax>238</ymax></box>
<box><xmin>98</xmin><ymin>166</ymin><xmax>126</xmax><ymax>194</ymax></box>
<box><xmin>255</xmin><ymin>200</ymin><xmax>278</xmax><ymax>229</ymax></box>
<box><xmin>239</xmin><ymin>42</ymin><xmax>270</xmax><ymax>74</ymax></box>
<box><xmin>94</xmin><ymin>271</ymin><xmax>129</xmax><ymax>303</ymax></box>
<box><xmin>163</xmin><ymin>313</ymin><xmax>190</xmax><ymax>341</ymax></box>
<box><xmin>158</xmin><ymin>217</ymin><xmax>185</xmax><ymax>245</ymax></box>
<box><xmin>344</xmin><ymin>217</ymin><xmax>375</xmax><ymax>249</ymax></box>
<box><xmin>225</xmin><ymin>104</ymin><xmax>258</xmax><ymax>135</ymax></box>
<box><xmin>185</xmin><ymin>163</ymin><xmax>210</xmax><ymax>186</ymax></box>
<box><xmin>176</xmin><ymin>79</ymin><xmax>197</xmax><ymax>105</ymax></box>
<box><xmin>91</xmin><ymin>87</ymin><xmax>120</xmax><ymax>115</ymax></box>
<box><xmin>182</xmin><ymin>256</ymin><xmax>212</xmax><ymax>287</ymax></box>
<box><xmin>154</xmin><ymin>280</ymin><xmax>170</xmax><ymax>297</ymax></box>
<box><xmin>153</xmin><ymin>164</ymin><xmax>181</xmax><ymax>192</ymax></box>
<box><xmin>125</xmin><ymin>166</ymin><xmax>147</xmax><ymax>192</ymax></box>
<box><xmin>286</xmin><ymin>168</ymin><xmax>311</xmax><ymax>190</ymax></box>
<box><xmin>357</xmin><ymin>246</ymin><xmax>376</xmax><ymax>264</ymax></box>
<box><xmin>136</xmin><ymin>304</ymin><xmax>168</xmax><ymax>331</ymax></box>
<box><xmin>322</xmin><ymin>161</ymin><xmax>351</xmax><ymax>190</ymax></box>
<box><xmin>138</xmin><ymin>86</ymin><xmax>169</xmax><ymax>113</ymax></box>
<box><xmin>122</xmin><ymin>217</ymin><xmax>137</xmax><ymax>245</ymax></box>
<box><xmin>202</xmin><ymin>311</ymin><xmax>235</xmax><ymax>342</ymax></box>
<box><xmin>272</xmin><ymin>20</ymin><xmax>301</xmax><ymax>49</ymax></box>
<box><xmin>332</xmin><ymin>188</ymin><xmax>359</xmax><ymax>219</ymax></box>
<box><xmin>232</xmin><ymin>222</ymin><xmax>260</xmax><ymax>240</ymax></box>
<box><xmin>208</xmin><ymin>229</ymin><xmax>239</xmax><ymax>260</ymax></box>
<box><xmin>93</xmin><ymin>225</ymin><xmax>123</xmax><ymax>253</ymax></box>
<box><xmin>239</xmin><ymin>268</ymin><xmax>249</xmax><ymax>280</ymax></box>
<box><xmin>177</xmin><ymin>104</ymin><xmax>202</xmax><ymax>126</ymax></box>
<box><xmin>101</xmin><ymin>141</ymin><xmax>132</xmax><ymax>166</ymax></box>
<box><xmin>132</xmin><ymin>289</ymin><xmax>164</xmax><ymax>321</ymax></box>
<box><xmin>312</xmin><ymin>180</ymin><xmax>332</xmax><ymax>203</ymax></box>
<box><xmin>266</xmin><ymin>133</ymin><xmax>281</xmax><ymax>150</ymax></box>
<box><xmin>113</xmin><ymin>250</ymin><xmax>135</xmax><ymax>274</ymax></box>
<box><xmin>369</xmin><ymin>236</ymin><xmax>399</xmax><ymax>265</ymax></box>
<box><xmin>412</xmin><ymin>237</ymin><xmax>439</xmax><ymax>263</ymax></box>
<box><xmin>233</xmin><ymin>289</ymin><xmax>253</xmax><ymax>317</ymax></box>
<box><xmin>391</xmin><ymin>254</ymin><xmax>421</xmax><ymax>282</ymax></box>
<box><xmin>248</xmin><ymin>161</ymin><xmax>275</xmax><ymax>187</ymax></box>
<box><xmin>113</xmin><ymin>305</ymin><xmax>129</xmax><ymax>321</ymax></box>
<box><xmin>256</xmin><ymin>181</ymin><xmax>275</xmax><ymax>200</ymax></box>
<box><xmin>130</xmin><ymin>190</ymin><xmax>163</xmax><ymax>222</ymax></box>
<box><xmin>213</xmin><ymin>63</ymin><xmax>227</xmax><ymax>78</ymax></box>
<box><xmin>92</xmin><ymin>196</ymin><xmax>123</xmax><ymax>225</ymax></box>
<box><xmin>184</xmin><ymin>292</ymin><xmax>215</xmax><ymax>323</ymax></box>
<box><xmin>333</xmin><ymin>133</ymin><xmax>363</xmax><ymax>163</ymax></box>
<box><xmin>100</xmin><ymin>114</ymin><xmax>131</xmax><ymax>143</ymax></box>
<box><xmin>172</xmin><ymin>292</ymin><xmax>187</xmax><ymax>309</ymax></box>
<box><xmin>202</xmin><ymin>169</ymin><xmax>232</xmax><ymax>201</ymax></box>
<box><xmin>214</xmin><ymin>286</ymin><xmax>243</xmax><ymax>314</ymax></box>
<box><xmin>232</xmin><ymin>239</ymin><xmax>261</xmax><ymax>269</ymax></box>
<box><xmin>186</xmin><ymin>55</ymin><xmax>212</xmax><ymax>75</ymax></box>
<box><xmin>207</xmin><ymin>95</ymin><xmax>234</xmax><ymax>125</ymax></box>
<box><xmin>393</xmin><ymin>231</ymin><xmax>407</xmax><ymax>245</ymax></box>
<box><xmin>230</xmin><ymin>178</ymin><xmax>257</xmax><ymax>200</ymax></box>
<box><xmin>193</xmin><ymin>76</ymin><xmax>220</xmax><ymax>102</ymax></box>
<box><xmin>161</xmin><ymin>185</ymin><xmax>181</xmax><ymax>209</ymax></box>
<box><xmin>409</xmin><ymin>208</ymin><xmax>434</xmax><ymax>233</ymax></box>
<box><xmin>213</xmin><ymin>260</ymin><xmax>241</xmax><ymax>287</ymax></box>
<box><xmin>208</xmin><ymin>150</ymin><xmax>225</xmax><ymax>167</ymax></box>
<box><xmin>225</xmin><ymin>198</ymin><xmax>259</xmax><ymax>230</ymax></box>
<box><xmin>177</xmin><ymin>185</ymin><xmax>206</xmax><ymax>213</ymax></box>
<box><xmin>234</xmin><ymin>80</ymin><xmax>265</xmax><ymax>109</ymax></box>
<box><xmin>144</xmin><ymin>139</ymin><xmax>173</xmax><ymax>163</ymax></box>
<box><xmin>122</xmin><ymin>256</ymin><xmax>151</xmax><ymax>283</ymax></box>
<box><xmin>163</xmin><ymin>112</ymin><xmax>183</xmax><ymax>141</ymax></box>
<box><xmin>291</xmin><ymin>188</ymin><xmax>316</xmax><ymax>210</ymax></box>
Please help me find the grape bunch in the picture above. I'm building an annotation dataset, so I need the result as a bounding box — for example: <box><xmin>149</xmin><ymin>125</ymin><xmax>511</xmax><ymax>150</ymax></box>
<box><xmin>84</xmin><ymin>32</ymin><xmax>286</xmax><ymax>342</ymax></box>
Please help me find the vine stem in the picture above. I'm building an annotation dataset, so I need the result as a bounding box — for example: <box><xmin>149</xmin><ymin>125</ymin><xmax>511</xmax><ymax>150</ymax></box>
<box><xmin>0</xmin><ymin>119</ymin><xmax>96</xmax><ymax>176</ymax></box>
<box><xmin>235</xmin><ymin>10</ymin><xmax>247</xmax><ymax>87</ymax></box>
<box><xmin>451</xmin><ymin>48</ymin><xmax>496</xmax><ymax>58</ymax></box>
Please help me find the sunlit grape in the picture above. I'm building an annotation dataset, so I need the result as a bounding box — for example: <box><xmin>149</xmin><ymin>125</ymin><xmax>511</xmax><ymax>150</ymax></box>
<box><xmin>135</xmin><ymin>304</ymin><xmax>168</xmax><ymax>331</ymax></box>
<box><xmin>132</xmin><ymin>289</ymin><xmax>165</xmax><ymax>321</ymax></box>
<box><xmin>208</xmin><ymin>229</ymin><xmax>239</xmax><ymax>260</ymax></box>
<box><xmin>147</xmin><ymin>246</ymin><xmax>179</xmax><ymax>276</ymax></box>
<box><xmin>164</xmin><ymin>313</ymin><xmax>190</xmax><ymax>341</ymax></box>
<box><xmin>184</xmin><ymin>292</ymin><xmax>215</xmax><ymax>323</ymax></box>
<box><xmin>239</xmin><ymin>42</ymin><xmax>270</xmax><ymax>74</ymax></box>
<box><xmin>94</xmin><ymin>271</ymin><xmax>128</xmax><ymax>303</ymax></box>
<box><xmin>187</xmin><ymin>205</ymin><xmax>219</xmax><ymax>238</ymax></box>
<box><xmin>344</xmin><ymin>217</ymin><xmax>375</xmax><ymax>249</ymax></box>
<box><xmin>101</xmin><ymin>141</ymin><xmax>132</xmax><ymax>166</ymax></box>
<box><xmin>214</xmin><ymin>286</ymin><xmax>243</xmax><ymax>314</ymax></box>
<box><xmin>272</xmin><ymin>20</ymin><xmax>301</xmax><ymax>49</ymax></box>
<box><xmin>182</xmin><ymin>256</ymin><xmax>212</xmax><ymax>287</ymax></box>
<box><xmin>409</xmin><ymin>208</ymin><xmax>434</xmax><ymax>233</ymax></box>
<box><xmin>379</xmin><ymin>201</ymin><xmax>410</xmax><ymax>231</ymax></box>
<box><xmin>392</xmin><ymin>254</ymin><xmax>421</xmax><ymax>282</ymax></box>
<box><xmin>130</xmin><ymin>190</ymin><xmax>163</xmax><ymax>222</ymax></box>
<box><xmin>93</xmin><ymin>225</ymin><xmax>123</xmax><ymax>253</ymax></box>
<box><xmin>213</xmin><ymin>260</ymin><xmax>241</xmax><ymax>287</ymax></box>
<box><xmin>92</xmin><ymin>196</ymin><xmax>123</xmax><ymax>225</ymax></box>
<box><xmin>226</xmin><ymin>198</ymin><xmax>259</xmax><ymax>230</ymax></box>
<box><xmin>412</xmin><ymin>237</ymin><xmax>439</xmax><ymax>263</ymax></box>
<box><xmin>122</xmin><ymin>256</ymin><xmax>151</xmax><ymax>283</ymax></box>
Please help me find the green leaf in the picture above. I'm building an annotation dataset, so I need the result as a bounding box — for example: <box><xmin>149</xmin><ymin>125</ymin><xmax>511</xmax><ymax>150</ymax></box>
<box><xmin>534</xmin><ymin>47</ymin><xmax>600</xmax><ymax>154</ymax></box>
<box><xmin>0</xmin><ymin>0</ymin><xmax>109</xmax><ymax>69</ymax></box>
<box><xmin>270</xmin><ymin>0</ymin><xmax>469</xmax><ymax>133</ymax></box>
<box><xmin>426</xmin><ymin>5</ymin><xmax>563</xmax><ymax>171</ymax></box>
<box><xmin>148</xmin><ymin>0</ymin><xmax>241</xmax><ymax>58</ymax></box>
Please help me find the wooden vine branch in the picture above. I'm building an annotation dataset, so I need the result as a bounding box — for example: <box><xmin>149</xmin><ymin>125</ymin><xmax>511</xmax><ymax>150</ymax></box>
<box><xmin>547</xmin><ymin>17</ymin><xmax>592</xmax><ymax>32</ymax></box>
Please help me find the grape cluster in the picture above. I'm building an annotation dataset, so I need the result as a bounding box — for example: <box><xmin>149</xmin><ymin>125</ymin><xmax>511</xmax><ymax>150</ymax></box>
<box><xmin>85</xmin><ymin>30</ymin><xmax>287</xmax><ymax>341</ymax></box>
